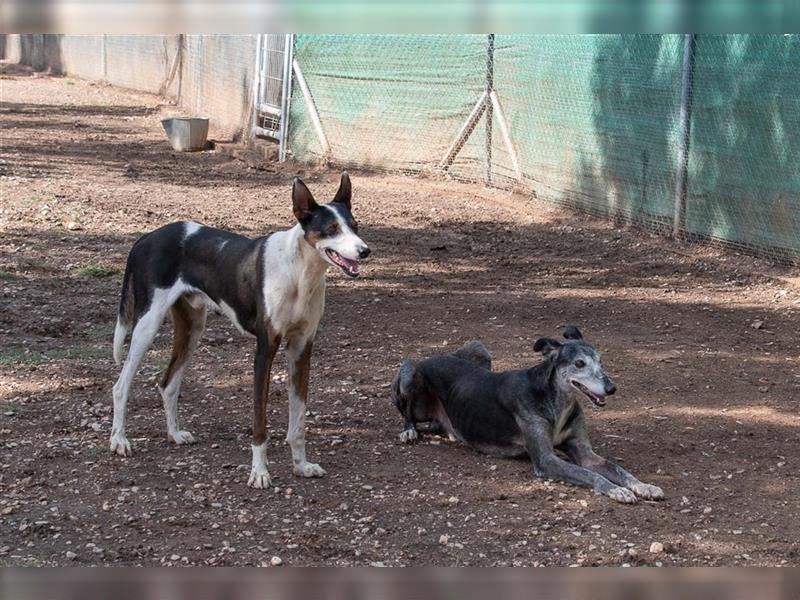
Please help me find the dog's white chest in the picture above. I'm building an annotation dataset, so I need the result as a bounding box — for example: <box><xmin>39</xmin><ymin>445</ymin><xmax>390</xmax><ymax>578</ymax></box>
<box><xmin>552</xmin><ymin>399</ymin><xmax>577</xmax><ymax>446</ymax></box>
<box><xmin>261</xmin><ymin>229</ymin><xmax>327</xmax><ymax>340</ymax></box>
<box><xmin>266</xmin><ymin>281</ymin><xmax>325</xmax><ymax>339</ymax></box>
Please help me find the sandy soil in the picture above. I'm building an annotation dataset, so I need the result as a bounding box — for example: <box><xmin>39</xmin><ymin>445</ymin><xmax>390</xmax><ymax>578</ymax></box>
<box><xmin>1</xmin><ymin>71</ymin><xmax>799</xmax><ymax>566</ymax></box>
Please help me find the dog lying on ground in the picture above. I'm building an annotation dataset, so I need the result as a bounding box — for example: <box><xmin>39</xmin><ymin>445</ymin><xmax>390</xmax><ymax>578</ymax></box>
<box><xmin>110</xmin><ymin>172</ymin><xmax>370</xmax><ymax>488</ymax></box>
<box><xmin>391</xmin><ymin>327</ymin><xmax>664</xmax><ymax>503</ymax></box>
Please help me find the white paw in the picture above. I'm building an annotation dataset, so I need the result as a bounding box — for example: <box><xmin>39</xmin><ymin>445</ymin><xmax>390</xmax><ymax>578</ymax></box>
<box><xmin>168</xmin><ymin>430</ymin><xmax>196</xmax><ymax>445</ymax></box>
<box><xmin>293</xmin><ymin>462</ymin><xmax>326</xmax><ymax>478</ymax></box>
<box><xmin>248</xmin><ymin>469</ymin><xmax>272</xmax><ymax>489</ymax></box>
<box><xmin>110</xmin><ymin>433</ymin><xmax>132</xmax><ymax>457</ymax></box>
<box><xmin>607</xmin><ymin>486</ymin><xmax>638</xmax><ymax>504</ymax></box>
<box><xmin>399</xmin><ymin>428</ymin><xmax>418</xmax><ymax>443</ymax></box>
<box><xmin>630</xmin><ymin>482</ymin><xmax>665</xmax><ymax>500</ymax></box>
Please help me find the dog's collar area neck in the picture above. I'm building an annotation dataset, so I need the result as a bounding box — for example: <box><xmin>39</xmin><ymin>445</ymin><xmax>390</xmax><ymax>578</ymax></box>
<box><xmin>294</xmin><ymin>231</ymin><xmax>329</xmax><ymax>272</ymax></box>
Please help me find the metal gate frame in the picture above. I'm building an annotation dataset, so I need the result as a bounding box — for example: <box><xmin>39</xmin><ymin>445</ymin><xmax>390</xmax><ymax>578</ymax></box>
<box><xmin>251</xmin><ymin>34</ymin><xmax>294</xmax><ymax>162</ymax></box>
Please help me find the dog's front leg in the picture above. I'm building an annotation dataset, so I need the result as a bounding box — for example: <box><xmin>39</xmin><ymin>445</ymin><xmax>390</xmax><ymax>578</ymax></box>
<box><xmin>520</xmin><ymin>417</ymin><xmax>638</xmax><ymax>504</ymax></box>
<box><xmin>564</xmin><ymin>435</ymin><xmax>664</xmax><ymax>501</ymax></box>
<box><xmin>248</xmin><ymin>324</ymin><xmax>280</xmax><ymax>489</ymax></box>
<box><xmin>286</xmin><ymin>338</ymin><xmax>326</xmax><ymax>479</ymax></box>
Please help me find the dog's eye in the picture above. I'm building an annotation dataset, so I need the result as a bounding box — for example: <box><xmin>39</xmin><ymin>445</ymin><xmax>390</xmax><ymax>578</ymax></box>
<box><xmin>575</xmin><ymin>359</ymin><xmax>586</xmax><ymax>368</ymax></box>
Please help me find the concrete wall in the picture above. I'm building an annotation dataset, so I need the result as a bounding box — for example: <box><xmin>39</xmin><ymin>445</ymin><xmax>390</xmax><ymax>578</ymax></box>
<box><xmin>179</xmin><ymin>35</ymin><xmax>259</xmax><ymax>140</ymax></box>
<box><xmin>4</xmin><ymin>34</ymin><xmax>257</xmax><ymax>140</ymax></box>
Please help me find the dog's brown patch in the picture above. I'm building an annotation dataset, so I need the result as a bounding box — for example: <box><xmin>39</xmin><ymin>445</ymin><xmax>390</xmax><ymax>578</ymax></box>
<box><xmin>304</xmin><ymin>230</ymin><xmax>322</xmax><ymax>248</ymax></box>
<box><xmin>123</xmin><ymin>272</ymin><xmax>135</xmax><ymax>325</ymax></box>
<box><xmin>159</xmin><ymin>296</ymin><xmax>203</xmax><ymax>389</ymax></box>
<box><xmin>235</xmin><ymin>249</ymin><xmax>259</xmax><ymax>332</ymax></box>
<box><xmin>290</xmin><ymin>340</ymin><xmax>313</xmax><ymax>402</ymax></box>
<box><xmin>285</xmin><ymin>319</ymin><xmax>308</xmax><ymax>339</ymax></box>
<box><xmin>303</xmin><ymin>210</ymin><xmax>340</xmax><ymax>248</ymax></box>
<box><xmin>252</xmin><ymin>319</ymin><xmax>281</xmax><ymax>446</ymax></box>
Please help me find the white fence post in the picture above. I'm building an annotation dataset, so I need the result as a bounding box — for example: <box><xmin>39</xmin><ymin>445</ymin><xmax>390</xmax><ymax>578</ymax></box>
<box><xmin>293</xmin><ymin>57</ymin><xmax>331</xmax><ymax>158</ymax></box>
<box><xmin>278</xmin><ymin>34</ymin><xmax>294</xmax><ymax>162</ymax></box>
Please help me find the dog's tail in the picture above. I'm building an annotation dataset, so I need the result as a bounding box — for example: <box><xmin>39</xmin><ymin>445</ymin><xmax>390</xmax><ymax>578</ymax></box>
<box><xmin>391</xmin><ymin>360</ymin><xmax>417</xmax><ymax>408</ymax></box>
<box><xmin>112</xmin><ymin>260</ymin><xmax>135</xmax><ymax>365</ymax></box>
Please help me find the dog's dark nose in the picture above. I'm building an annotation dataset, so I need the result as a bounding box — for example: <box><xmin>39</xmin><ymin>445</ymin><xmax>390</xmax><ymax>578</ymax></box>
<box><xmin>605</xmin><ymin>381</ymin><xmax>617</xmax><ymax>396</ymax></box>
<box><xmin>358</xmin><ymin>246</ymin><xmax>371</xmax><ymax>259</ymax></box>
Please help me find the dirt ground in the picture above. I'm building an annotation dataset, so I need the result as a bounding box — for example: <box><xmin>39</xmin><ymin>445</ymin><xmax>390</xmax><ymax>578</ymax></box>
<box><xmin>2</xmin><ymin>70</ymin><xmax>800</xmax><ymax>567</ymax></box>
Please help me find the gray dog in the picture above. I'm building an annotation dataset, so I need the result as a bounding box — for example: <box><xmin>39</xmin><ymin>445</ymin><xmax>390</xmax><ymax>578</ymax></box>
<box><xmin>391</xmin><ymin>326</ymin><xmax>664</xmax><ymax>504</ymax></box>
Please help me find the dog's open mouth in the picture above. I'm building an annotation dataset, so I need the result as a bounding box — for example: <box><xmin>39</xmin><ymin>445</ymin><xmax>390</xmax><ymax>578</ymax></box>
<box><xmin>325</xmin><ymin>249</ymin><xmax>360</xmax><ymax>278</ymax></box>
<box><xmin>571</xmin><ymin>380</ymin><xmax>607</xmax><ymax>407</ymax></box>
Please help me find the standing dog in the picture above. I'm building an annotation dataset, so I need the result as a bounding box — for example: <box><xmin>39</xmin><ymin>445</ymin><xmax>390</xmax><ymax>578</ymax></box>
<box><xmin>391</xmin><ymin>327</ymin><xmax>664</xmax><ymax>503</ymax></box>
<box><xmin>111</xmin><ymin>172</ymin><xmax>369</xmax><ymax>488</ymax></box>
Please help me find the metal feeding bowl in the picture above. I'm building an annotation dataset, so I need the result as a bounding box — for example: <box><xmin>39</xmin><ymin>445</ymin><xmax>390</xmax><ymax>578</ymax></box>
<box><xmin>160</xmin><ymin>117</ymin><xmax>209</xmax><ymax>152</ymax></box>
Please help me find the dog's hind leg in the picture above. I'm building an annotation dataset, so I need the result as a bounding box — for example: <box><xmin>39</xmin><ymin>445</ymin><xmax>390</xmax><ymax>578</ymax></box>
<box><xmin>249</xmin><ymin>321</ymin><xmax>281</xmax><ymax>489</ymax></box>
<box><xmin>285</xmin><ymin>338</ymin><xmax>326</xmax><ymax>478</ymax></box>
<box><xmin>159</xmin><ymin>296</ymin><xmax>207</xmax><ymax>446</ymax></box>
<box><xmin>452</xmin><ymin>340</ymin><xmax>492</xmax><ymax>370</ymax></box>
<box><xmin>110</xmin><ymin>290</ymin><xmax>171</xmax><ymax>456</ymax></box>
<box><xmin>418</xmin><ymin>420</ymin><xmax>444</xmax><ymax>435</ymax></box>
<box><xmin>393</xmin><ymin>360</ymin><xmax>420</xmax><ymax>442</ymax></box>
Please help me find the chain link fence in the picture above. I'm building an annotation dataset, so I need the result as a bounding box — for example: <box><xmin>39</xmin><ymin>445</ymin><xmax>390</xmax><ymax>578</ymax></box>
<box><xmin>4</xmin><ymin>34</ymin><xmax>800</xmax><ymax>261</ymax></box>
<box><xmin>288</xmin><ymin>34</ymin><xmax>800</xmax><ymax>262</ymax></box>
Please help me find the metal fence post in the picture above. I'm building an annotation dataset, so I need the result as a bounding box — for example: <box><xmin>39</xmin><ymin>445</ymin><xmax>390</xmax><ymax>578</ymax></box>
<box><xmin>673</xmin><ymin>33</ymin><xmax>696</xmax><ymax>239</ymax></box>
<box><xmin>293</xmin><ymin>57</ymin><xmax>331</xmax><ymax>158</ymax></box>
<box><xmin>195</xmin><ymin>35</ymin><xmax>204</xmax><ymax>114</ymax></box>
<box><xmin>485</xmin><ymin>34</ymin><xmax>495</xmax><ymax>186</ymax></box>
<box><xmin>101</xmin><ymin>34</ymin><xmax>107</xmax><ymax>82</ymax></box>
<box><xmin>278</xmin><ymin>34</ymin><xmax>294</xmax><ymax>162</ymax></box>
<box><xmin>250</xmin><ymin>34</ymin><xmax>264</xmax><ymax>140</ymax></box>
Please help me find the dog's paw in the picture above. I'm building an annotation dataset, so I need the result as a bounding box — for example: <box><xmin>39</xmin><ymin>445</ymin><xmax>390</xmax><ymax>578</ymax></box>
<box><xmin>293</xmin><ymin>461</ymin><xmax>326</xmax><ymax>478</ymax></box>
<box><xmin>168</xmin><ymin>430</ymin><xmax>196</xmax><ymax>445</ymax></box>
<box><xmin>629</xmin><ymin>482</ymin><xmax>665</xmax><ymax>500</ymax></box>
<box><xmin>110</xmin><ymin>433</ymin><xmax>132</xmax><ymax>457</ymax></box>
<box><xmin>398</xmin><ymin>428</ymin><xmax>418</xmax><ymax>443</ymax></box>
<box><xmin>247</xmin><ymin>468</ymin><xmax>272</xmax><ymax>489</ymax></box>
<box><xmin>607</xmin><ymin>486</ymin><xmax>638</xmax><ymax>504</ymax></box>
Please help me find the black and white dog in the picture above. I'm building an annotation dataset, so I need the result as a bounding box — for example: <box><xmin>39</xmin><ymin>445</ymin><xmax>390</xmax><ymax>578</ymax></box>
<box><xmin>391</xmin><ymin>327</ymin><xmax>665</xmax><ymax>503</ymax></box>
<box><xmin>111</xmin><ymin>172</ymin><xmax>369</xmax><ymax>488</ymax></box>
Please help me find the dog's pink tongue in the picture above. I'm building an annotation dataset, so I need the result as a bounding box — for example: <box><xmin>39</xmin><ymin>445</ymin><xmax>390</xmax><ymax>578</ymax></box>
<box><xmin>340</xmin><ymin>256</ymin><xmax>359</xmax><ymax>272</ymax></box>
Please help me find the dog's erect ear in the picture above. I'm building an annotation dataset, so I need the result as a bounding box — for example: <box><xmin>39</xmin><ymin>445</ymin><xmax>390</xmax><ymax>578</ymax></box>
<box><xmin>534</xmin><ymin>337</ymin><xmax>562</xmax><ymax>356</ymax></box>
<box><xmin>292</xmin><ymin>177</ymin><xmax>319</xmax><ymax>225</ymax></box>
<box><xmin>332</xmin><ymin>171</ymin><xmax>351</xmax><ymax>210</ymax></box>
<box><xmin>563</xmin><ymin>325</ymin><xmax>583</xmax><ymax>340</ymax></box>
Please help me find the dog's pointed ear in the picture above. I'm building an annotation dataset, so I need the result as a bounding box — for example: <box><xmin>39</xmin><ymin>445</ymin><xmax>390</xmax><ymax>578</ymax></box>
<box><xmin>563</xmin><ymin>325</ymin><xmax>583</xmax><ymax>340</ymax></box>
<box><xmin>534</xmin><ymin>337</ymin><xmax>562</xmax><ymax>357</ymax></box>
<box><xmin>292</xmin><ymin>177</ymin><xmax>319</xmax><ymax>225</ymax></box>
<box><xmin>332</xmin><ymin>171</ymin><xmax>351</xmax><ymax>210</ymax></box>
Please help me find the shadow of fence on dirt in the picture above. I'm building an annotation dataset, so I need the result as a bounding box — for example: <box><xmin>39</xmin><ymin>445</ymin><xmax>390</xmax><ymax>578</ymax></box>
<box><xmin>1</xmin><ymin>97</ymin><xmax>282</xmax><ymax>187</ymax></box>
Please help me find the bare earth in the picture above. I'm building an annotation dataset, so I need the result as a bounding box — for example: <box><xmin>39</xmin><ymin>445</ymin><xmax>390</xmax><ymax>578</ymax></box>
<box><xmin>1</xmin><ymin>72</ymin><xmax>799</xmax><ymax>567</ymax></box>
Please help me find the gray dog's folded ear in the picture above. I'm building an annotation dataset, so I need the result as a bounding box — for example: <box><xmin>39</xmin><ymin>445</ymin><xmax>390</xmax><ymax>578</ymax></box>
<box><xmin>563</xmin><ymin>325</ymin><xmax>583</xmax><ymax>340</ymax></box>
<box><xmin>534</xmin><ymin>337</ymin><xmax>562</xmax><ymax>356</ymax></box>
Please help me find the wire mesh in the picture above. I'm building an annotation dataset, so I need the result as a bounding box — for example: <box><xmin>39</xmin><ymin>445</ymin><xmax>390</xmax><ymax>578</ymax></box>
<box><xmin>687</xmin><ymin>34</ymin><xmax>800</xmax><ymax>259</ymax></box>
<box><xmin>254</xmin><ymin>34</ymin><xmax>287</xmax><ymax>137</ymax></box>
<box><xmin>288</xmin><ymin>34</ymin><xmax>800</xmax><ymax>262</ymax></box>
<box><xmin>289</xmin><ymin>34</ymin><xmax>487</xmax><ymax>174</ymax></box>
